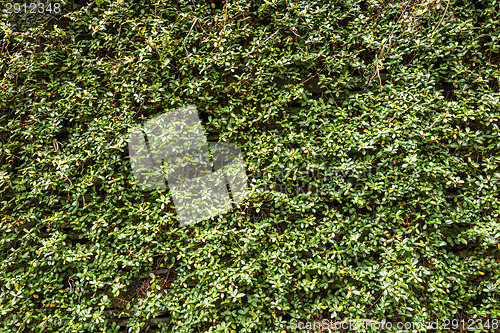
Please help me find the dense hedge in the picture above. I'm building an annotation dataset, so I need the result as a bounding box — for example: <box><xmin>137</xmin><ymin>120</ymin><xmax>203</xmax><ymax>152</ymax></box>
<box><xmin>1</xmin><ymin>0</ymin><xmax>500</xmax><ymax>332</ymax></box>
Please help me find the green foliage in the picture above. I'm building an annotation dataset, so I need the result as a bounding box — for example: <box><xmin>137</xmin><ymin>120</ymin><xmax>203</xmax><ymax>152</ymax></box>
<box><xmin>1</xmin><ymin>0</ymin><xmax>500</xmax><ymax>332</ymax></box>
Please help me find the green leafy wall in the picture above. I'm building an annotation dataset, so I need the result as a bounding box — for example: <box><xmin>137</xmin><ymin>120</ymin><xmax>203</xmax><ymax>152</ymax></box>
<box><xmin>1</xmin><ymin>0</ymin><xmax>500</xmax><ymax>332</ymax></box>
